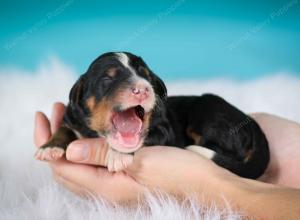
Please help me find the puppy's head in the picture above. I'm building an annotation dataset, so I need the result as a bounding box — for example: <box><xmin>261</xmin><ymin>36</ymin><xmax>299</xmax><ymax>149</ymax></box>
<box><xmin>69</xmin><ymin>52</ymin><xmax>167</xmax><ymax>153</ymax></box>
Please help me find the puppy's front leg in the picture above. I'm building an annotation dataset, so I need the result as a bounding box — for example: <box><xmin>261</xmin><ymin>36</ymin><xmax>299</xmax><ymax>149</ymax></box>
<box><xmin>105</xmin><ymin>148</ymin><xmax>134</xmax><ymax>172</ymax></box>
<box><xmin>35</xmin><ymin>125</ymin><xmax>77</xmax><ymax>161</ymax></box>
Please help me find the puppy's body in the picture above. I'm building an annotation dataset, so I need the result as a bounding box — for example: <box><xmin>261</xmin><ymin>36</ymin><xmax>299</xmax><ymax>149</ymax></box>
<box><xmin>159</xmin><ymin>95</ymin><xmax>268</xmax><ymax>178</ymax></box>
<box><xmin>36</xmin><ymin>52</ymin><xmax>269</xmax><ymax>178</ymax></box>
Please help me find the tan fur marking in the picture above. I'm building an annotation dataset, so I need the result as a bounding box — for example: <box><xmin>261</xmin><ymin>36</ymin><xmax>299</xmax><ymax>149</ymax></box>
<box><xmin>88</xmin><ymin>98</ymin><xmax>112</xmax><ymax>132</ymax></box>
<box><xmin>86</xmin><ymin>96</ymin><xmax>96</xmax><ymax>110</ymax></box>
<box><xmin>186</xmin><ymin>127</ymin><xmax>202</xmax><ymax>145</ymax></box>
<box><xmin>244</xmin><ymin>148</ymin><xmax>254</xmax><ymax>163</ymax></box>
<box><xmin>143</xmin><ymin>112</ymin><xmax>152</xmax><ymax>134</ymax></box>
<box><xmin>106</xmin><ymin>67</ymin><xmax>117</xmax><ymax>77</ymax></box>
<box><xmin>143</xmin><ymin>67</ymin><xmax>150</xmax><ymax>77</ymax></box>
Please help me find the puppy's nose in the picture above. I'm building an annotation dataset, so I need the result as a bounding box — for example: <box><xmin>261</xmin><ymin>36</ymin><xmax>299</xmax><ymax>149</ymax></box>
<box><xmin>131</xmin><ymin>85</ymin><xmax>149</xmax><ymax>101</ymax></box>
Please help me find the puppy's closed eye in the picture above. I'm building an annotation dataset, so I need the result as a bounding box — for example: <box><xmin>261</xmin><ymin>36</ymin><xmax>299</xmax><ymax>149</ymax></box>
<box><xmin>102</xmin><ymin>76</ymin><xmax>113</xmax><ymax>82</ymax></box>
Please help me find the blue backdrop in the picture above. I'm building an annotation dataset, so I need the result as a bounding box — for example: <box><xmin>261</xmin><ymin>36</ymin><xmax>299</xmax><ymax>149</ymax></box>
<box><xmin>1</xmin><ymin>0</ymin><xmax>300</xmax><ymax>80</ymax></box>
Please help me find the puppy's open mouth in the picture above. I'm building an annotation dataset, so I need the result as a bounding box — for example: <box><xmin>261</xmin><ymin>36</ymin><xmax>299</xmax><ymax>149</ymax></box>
<box><xmin>110</xmin><ymin>105</ymin><xmax>145</xmax><ymax>151</ymax></box>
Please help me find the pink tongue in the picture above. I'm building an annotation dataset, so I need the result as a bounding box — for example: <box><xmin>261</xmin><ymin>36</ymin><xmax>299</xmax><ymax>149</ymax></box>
<box><xmin>112</xmin><ymin>108</ymin><xmax>142</xmax><ymax>136</ymax></box>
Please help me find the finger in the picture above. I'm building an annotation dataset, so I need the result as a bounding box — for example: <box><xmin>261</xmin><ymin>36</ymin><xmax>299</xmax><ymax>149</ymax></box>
<box><xmin>53</xmin><ymin>172</ymin><xmax>90</xmax><ymax>197</ymax></box>
<box><xmin>50</xmin><ymin>102</ymin><xmax>66</xmax><ymax>134</ymax></box>
<box><xmin>49</xmin><ymin>159</ymin><xmax>108</xmax><ymax>191</ymax></box>
<box><xmin>66</xmin><ymin>138</ymin><xmax>109</xmax><ymax>166</ymax></box>
<box><xmin>34</xmin><ymin>111</ymin><xmax>51</xmax><ymax>147</ymax></box>
<box><xmin>50</xmin><ymin>159</ymin><xmax>142</xmax><ymax>202</ymax></box>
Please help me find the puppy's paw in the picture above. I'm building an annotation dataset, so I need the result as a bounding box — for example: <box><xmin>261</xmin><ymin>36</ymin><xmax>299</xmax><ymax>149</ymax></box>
<box><xmin>105</xmin><ymin>148</ymin><xmax>133</xmax><ymax>172</ymax></box>
<box><xmin>35</xmin><ymin>147</ymin><xmax>65</xmax><ymax>161</ymax></box>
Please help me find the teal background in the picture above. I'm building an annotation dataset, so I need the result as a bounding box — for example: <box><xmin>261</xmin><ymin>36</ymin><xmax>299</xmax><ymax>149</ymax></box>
<box><xmin>1</xmin><ymin>0</ymin><xmax>300</xmax><ymax>80</ymax></box>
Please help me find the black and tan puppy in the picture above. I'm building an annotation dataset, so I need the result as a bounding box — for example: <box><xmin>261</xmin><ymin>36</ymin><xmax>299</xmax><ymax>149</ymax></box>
<box><xmin>36</xmin><ymin>52</ymin><xmax>269</xmax><ymax>178</ymax></box>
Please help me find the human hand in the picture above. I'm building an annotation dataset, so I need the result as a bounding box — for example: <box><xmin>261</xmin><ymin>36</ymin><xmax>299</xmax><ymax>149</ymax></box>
<box><xmin>34</xmin><ymin>103</ymin><xmax>144</xmax><ymax>202</ymax></box>
<box><xmin>34</xmin><ymin>102</ymin><xmax>230</xmax><ymax>202</ymax></box>
<box><xmin>251</xmin><ymin>113</ymin><xmax>300</xmax><ymax>188</ymax></box>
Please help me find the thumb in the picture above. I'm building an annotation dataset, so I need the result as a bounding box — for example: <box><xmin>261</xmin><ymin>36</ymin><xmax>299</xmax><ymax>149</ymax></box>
<box><xmin>66</xmin><ymin>138</ymin><xmax>109</xmax><ymax>166</ymax></box>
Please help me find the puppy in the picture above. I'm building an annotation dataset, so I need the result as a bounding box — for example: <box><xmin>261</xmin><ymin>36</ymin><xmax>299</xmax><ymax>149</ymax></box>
<box><xmin>36</xmin><ymin>52</ymin><xmax>269</xmax><ymax>178</ymax></box>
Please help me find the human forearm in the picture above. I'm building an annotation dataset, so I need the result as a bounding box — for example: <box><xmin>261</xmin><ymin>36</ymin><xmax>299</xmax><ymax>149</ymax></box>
<box><xmin>242</xmin><ymin>180</ymin><xmax>300</xmax><ymax>219</ymax></box>
<box><xmin>206</xmin><ymin>173</ymin><xmax>300</xmax><ymax>219</ymax></box>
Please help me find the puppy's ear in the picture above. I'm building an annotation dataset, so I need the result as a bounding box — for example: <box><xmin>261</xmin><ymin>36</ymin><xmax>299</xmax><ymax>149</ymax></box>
<box><xmin>69</xmin><ymin>75</ymin><xmax>86</xmax><ymax>105</ymax></box>
<box><xmin>151</xmin><ymin>72</ymin><xmax>167</xmax><ymax>100</ymax></box>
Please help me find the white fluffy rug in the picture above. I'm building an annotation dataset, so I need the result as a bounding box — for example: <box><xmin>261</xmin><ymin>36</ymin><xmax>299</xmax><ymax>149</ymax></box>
<box><xmin>1</xmin><ymin>58</ymin><xmax>300</xmax><ymax>220</ymax></box>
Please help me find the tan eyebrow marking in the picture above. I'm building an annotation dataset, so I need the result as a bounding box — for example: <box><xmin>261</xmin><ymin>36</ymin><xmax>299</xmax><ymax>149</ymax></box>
<box><xmin>140</xmin><ymin>66</ymin><xmax>150</xmax><ymax>77</ymax></box>
<box><xmin>106</xmin><ymin>67</ymin><xmax>118</xmax><ymax>77</ymax></box>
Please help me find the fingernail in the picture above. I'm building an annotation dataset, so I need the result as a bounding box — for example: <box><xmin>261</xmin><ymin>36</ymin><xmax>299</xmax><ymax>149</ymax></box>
<box><xmin>67</xmin><ymin>143</ymin><xmax>89</xmax><ymax>161</ymax></box>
